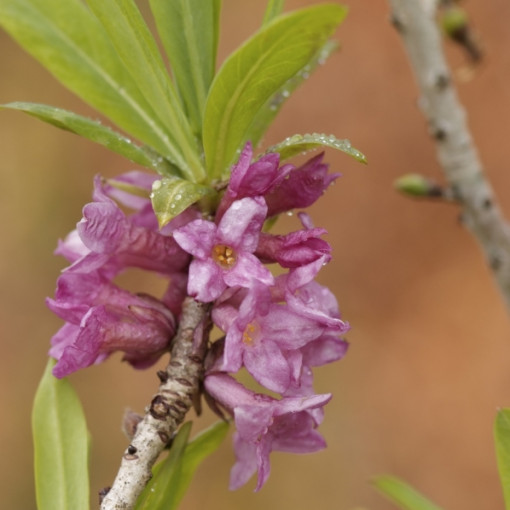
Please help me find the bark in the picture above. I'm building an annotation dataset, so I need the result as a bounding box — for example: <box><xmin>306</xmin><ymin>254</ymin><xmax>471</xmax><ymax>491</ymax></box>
<box><xmin>100</xmin><ymin>297</ymin><xmax>211</xmax><ymax>510</ymax></box>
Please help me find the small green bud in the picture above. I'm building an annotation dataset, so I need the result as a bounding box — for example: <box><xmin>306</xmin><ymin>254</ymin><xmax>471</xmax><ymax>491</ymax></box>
<box><xmin>394</xmin><ymin>174</ymin><xmax>442</xmax><ymax>197</ymax></box>
<box><xmin>440</xmin><ymin>6</ymin><xmax>468</xmax><ymax>37</ymax></box>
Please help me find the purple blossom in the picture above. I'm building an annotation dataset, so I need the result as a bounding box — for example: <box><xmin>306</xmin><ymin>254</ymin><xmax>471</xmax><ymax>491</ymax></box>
<box><xmin>77</xmin><ymin>176</ymin><xmax>188</xmax><ymax>274</ymax></box>
<box><xmin>205</xmin><ymin>373</ymin><xmax>331</xmax><ymax>491</ymax></box>
<box><xmin>47</xmin><ymin>173</ymin><xmax>190</xmax><ymax>377</ymax></box>
<box><xmin>48</xmin><ymin>266</ymin><xmax>176</xmax><ymax>377</ymax></box>
<box><xmin>50</xmin><ymin>296</ymin><xmax>175</xmax><ymax>378</ymax></box>
<box><xmin>265</xmin><ymin>152</ymin><xmax>340</xmax><ymax>216</ymax></box>
<box><xmin>100</xmin><ymin>170</ymin><xmax>157</xmax><ymax>210</ymax></box>
<box><xmin>212</xmin><ymin>281</ymin><xmax>334</xmax><ymax>393</ymax></box>
<box><xmin>284</xmin><ymin>268</ymin><xmax>350</xmax><ymax>332</ymax></box>
<box><xmin>217</xmin><ymin>143</ymin><xmax>339</xmax><ymax>219</ymax></box>
<box><xmin>173</xmin><ymin>197</ymin><xmax>274</xmax><ymax>302</ymax></box>
<box><xmin>301</xmin><ymin>330</ymin><xmax>349</xmax><ymax>367</ymax></box>
<box><xmin>46</xmin><ymin>142</ymin><xmax>350</xmax><ymax>491</ymax></box>
<box><xmin>255</xmin><ymin>227</ymin><xmax>331</xmax><ymax>268</ymax></box>
<box><xmin>55</xmin><ymin>229</ymin><xmax>90</xmax><ymax>263</ymax></box>
<box><xmin>216</xmin><ymin>142</ymin><xmax>293</xmax><ymax>219</ymax></box>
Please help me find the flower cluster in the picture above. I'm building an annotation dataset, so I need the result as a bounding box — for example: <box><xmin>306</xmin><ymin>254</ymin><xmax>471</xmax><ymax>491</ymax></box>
<box><xmin>48</xmin><ymin>142</ymin><xmax>349</xmax><ymax>490</ymax></box>
<box><xmin>47</xmin><ymin>171</ymin><xmax>194</xmax><ymax>378</ymax></box>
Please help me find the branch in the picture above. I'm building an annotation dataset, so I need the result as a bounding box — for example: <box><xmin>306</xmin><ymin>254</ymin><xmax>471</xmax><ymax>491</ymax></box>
<box><xmin>100</xmin><ymin>297</ymin><xmax>211</xmax><ymax>510</ymax></box>
<box><xmin>389</xmin><ymin>0</ymin><xmax>510</xmax><ymax>310</ymax></box>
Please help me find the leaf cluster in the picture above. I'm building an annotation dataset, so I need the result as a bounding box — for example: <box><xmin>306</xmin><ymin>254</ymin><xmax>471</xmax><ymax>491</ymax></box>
<box><xmin>0</xmin><ymin>0</ymin><xmax>363</xmax><ymax>226</ymax></box>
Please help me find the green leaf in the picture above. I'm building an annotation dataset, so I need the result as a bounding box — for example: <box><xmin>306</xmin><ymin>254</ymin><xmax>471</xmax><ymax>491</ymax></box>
<box><xmin>372</xmin><ymin>475</ymin><xmax>444</xmax><ymax>510</ymax></box>
<box><xmin>203</xmin><ymin>3</ymin><xmax>348</xmax><ymax>180</ymax></box>
<box><xmin>266</xmin><ymin>132</ymin><xmax>367</xmax><ymax>163</ymax></box>
<box><xmin>149</xmin><ymin>0</ymin><xmax>221</xmax><ymax>137</ymax></box>
<box><xmin>85</xmin><ymin>0</ymin><xmax>204</xmax><ymax>182</ymax></box>
<box><xmin>263</xmin><ymin>0</ymin><xmax>285</xmax><ymax>25</ymax></box>
<box><xmin>172</xmin><ymin>421</ymin><xmax>229</xmax><ymax>505</ymax></box>
<box><xmin>247</xmin><ymin>40</ymin><xmax>338</xmax><ymax>148</ymax></box>
<box><xmin>2</xmin><ymin>102</ymin><xmax>177</xmax><ymax>175</ymax></box>
<box><xmin>135</xmin><ymin>421</ymin><xmax>229</xmax><ymax>510</ymax></box>
<box><xmin>495</xmin><ymin>408</ymin><xmax>510</xmax><ymax>509</ymax></box>
<box><xmin>151</xmin><ymin>177</ymin><xmax>214</xmax><ymax>228</ymax></box>
<box><xmin>32</xmin><ymin>359</ymin><xmax>89</xmax><ymax>510</ymax></box>
<box><xmin>0</xmin><ymin>0</ymin><xmax>180</xmax><ymax>169</ymax></box>
<box><xmin>134</xmin><ymin>422</ymin><xmax>192</xmax><ymax>510</ymax></box>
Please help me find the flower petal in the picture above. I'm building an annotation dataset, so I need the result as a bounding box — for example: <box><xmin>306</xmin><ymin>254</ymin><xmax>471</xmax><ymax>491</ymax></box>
<box><xmin>243</xmin><ymin>340</ymin><xmax>291</xmax><ymax>393</ymax></box>
<box><xmin>187</xmin><ymin>259</ymin><xmax>226</xmax><ymax>302</ymax></box>
<box><xmin>217</xmin><ymin>197</ymin><xmax>267</xmax><ymax>251</ymax></box>
<box><xmin>173</xmin><ymin>219</ymin><xmax>216</xmax><ymax>259</ymax></box>
<box><xmin>224</xmin><ymin>253</ymin><xmax>274</xmax><ymax>288</ymax></box>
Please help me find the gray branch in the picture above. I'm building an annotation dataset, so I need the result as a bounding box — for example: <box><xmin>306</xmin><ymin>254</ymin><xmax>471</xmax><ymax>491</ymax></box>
<box><xmin>100</xmin><ymin>297</ymin><xmax>211</xmax><ymax>510</ymax></box>
<box><xmin>388</xmin><ymin>0</ymin><xmax>510</xmax><ymax>309</ymax></box>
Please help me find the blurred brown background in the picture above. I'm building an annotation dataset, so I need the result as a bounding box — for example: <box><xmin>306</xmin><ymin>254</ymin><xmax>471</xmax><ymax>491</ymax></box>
<box><xmin>1</xmin><ymin>0</ymin><xmax>510</xmax><ymax>508</ymax></box>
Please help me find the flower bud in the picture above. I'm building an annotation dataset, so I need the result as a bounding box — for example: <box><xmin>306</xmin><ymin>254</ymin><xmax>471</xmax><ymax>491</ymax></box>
<box><xmin>440</xmin><ymin>6</ymin><xmax>468</xmax><ymax>38</ymax></box>
<box><xmin>394</xmin><ymin>174</ymin><xmax>442</xmax><ymax>198</ymax></box>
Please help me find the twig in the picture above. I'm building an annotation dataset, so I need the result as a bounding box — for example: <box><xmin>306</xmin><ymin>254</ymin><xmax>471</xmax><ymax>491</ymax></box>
<box><xmin>388</xmin><ymin>0</ymin><xmax>510</xmax><ymax>310</ymax></box>
<box><xmin>100</xmin><ymin>297</ymin><xmax>211</xmax><ymax>510</ymax></box>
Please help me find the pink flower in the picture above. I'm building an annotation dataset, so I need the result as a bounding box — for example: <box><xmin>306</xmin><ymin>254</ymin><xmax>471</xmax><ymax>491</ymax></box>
<box><xmin>173</xmin><ymin>197</ymin><xmax>274</xmax><ymax>302</ymax></box>
<box><xmin>265</xmin><ymin>152</ymin><xmax>339</xmax><ymax>216</ymax></box>
<box><xmin>255</xmin><ymin>227</ymin><xmax>331</xmax><ymax>268</ymax></box>
<box><xmin>205</xmin><ymin>373</ymin><xmax>331</xmax><ymax>491</ymax></box>
<box><xmin>216</xmin><ymin>142</ymin><xmax>292</xmax><ymax>220</ymax></box>
<box><xmin>47</xmin><ymin>173</ymin><xmax>190</xmax><ymax>377</ymax></box>
<box><xmin>212</xmin><ymin>282</ymin><xmax>334</xmax><ymax>393</ymax></box>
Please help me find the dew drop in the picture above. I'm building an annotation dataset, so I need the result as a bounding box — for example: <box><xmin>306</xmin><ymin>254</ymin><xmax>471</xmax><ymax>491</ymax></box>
<box><xmin>175</xmin><ymin>193</ymin><xmax>182</xmax><ymax>200</ymax></box>
<box><xmin>289</xmin><ymin>134</ymin><xmax>303</xmax><ymax>144</ymax></box>
<box><xmin>152</xmin><ymin>180</ymin><xmax>162</xmax><ymax>191</ymax></box>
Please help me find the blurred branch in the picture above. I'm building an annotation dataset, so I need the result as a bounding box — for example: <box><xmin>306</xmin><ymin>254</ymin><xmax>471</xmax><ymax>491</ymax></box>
<box><xmin>100</xmin><ymin>297</ymin><xmax>210</xmax><ymax>510</ymax></box>
<box><xmin>388</xmin><ymin>0</ymin><xmax>510</xmax><ymax>311</ymax></box>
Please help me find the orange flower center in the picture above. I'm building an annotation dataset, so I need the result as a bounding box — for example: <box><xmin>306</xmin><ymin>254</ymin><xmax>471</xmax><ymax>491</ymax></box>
<box><xmin>212</xmin><ymin>244</ymin><xmax>237</xmax><ymax>268</ymax></box>
<box><xmin>242</xmin><ymin>322</ymin><xmax>259</xmax><ymax>346</ymax></box>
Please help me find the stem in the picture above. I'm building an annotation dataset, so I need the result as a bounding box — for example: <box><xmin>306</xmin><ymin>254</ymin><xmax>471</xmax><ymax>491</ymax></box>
<box><xmin>388</xmin><ymin>0</ymin><xmax>510</xmax><ymax>310</ymax></box>
<box><xmin>100</xmin><ymin>297</ymin><xmax>211</xmax><ymax>510</ymax></box>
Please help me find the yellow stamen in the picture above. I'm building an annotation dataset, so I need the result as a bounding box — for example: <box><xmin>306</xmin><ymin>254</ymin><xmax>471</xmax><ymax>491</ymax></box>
<box><xmin>242</xmin><ymin>322</ymin><xmax>258</xmax><ymax>346</ymax></box>
<box><xmin>212</xmin><ymin>244</ymin><xmax>237</xmax><ymax>268</ymax></box>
